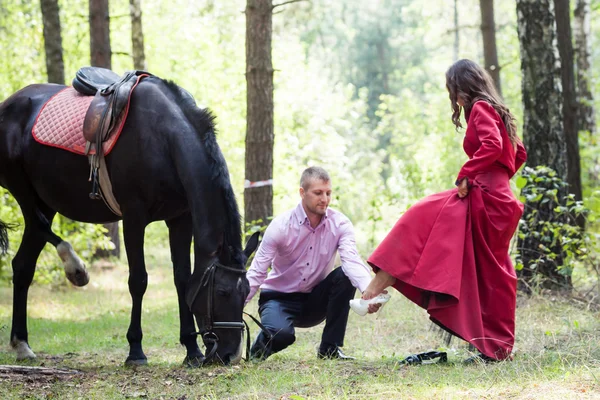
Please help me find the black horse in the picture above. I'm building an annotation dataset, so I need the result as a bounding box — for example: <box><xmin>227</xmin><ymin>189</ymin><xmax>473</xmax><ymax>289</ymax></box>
<box><xmin>0</xmin><ymin>75</ymin><xmax>258</xmax><ymax>366</ymax></box>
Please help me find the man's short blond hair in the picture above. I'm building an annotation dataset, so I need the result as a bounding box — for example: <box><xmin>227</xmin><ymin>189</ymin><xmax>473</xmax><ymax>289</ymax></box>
<box><xmin>300</xmin><ymin>166</ymin><xmax>330</xmax><ymax>190</ymax></box>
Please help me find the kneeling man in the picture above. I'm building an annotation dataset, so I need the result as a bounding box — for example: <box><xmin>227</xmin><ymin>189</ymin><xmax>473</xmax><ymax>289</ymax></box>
<box><xmin>246</xmin><ymin>166</ymin><xmax>379</xmax><ymax>360</ymax></box>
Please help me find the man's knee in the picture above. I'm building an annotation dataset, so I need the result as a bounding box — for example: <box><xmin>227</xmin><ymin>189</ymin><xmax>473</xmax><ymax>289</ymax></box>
<box><xmin>270</xmin><ymin>326</ymin><xmax>296</xmax><ymax>349</ymax></box>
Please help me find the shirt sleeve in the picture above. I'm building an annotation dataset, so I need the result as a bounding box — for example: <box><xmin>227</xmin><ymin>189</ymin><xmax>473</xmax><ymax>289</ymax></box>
<box><xmin>456</xmin><ymin>102</ymin><xmax>504</xmax><ymax>182</ymax></box>
<box><xmin>337</xmin><ymin>219</ymin><xmax>373</xmax><ymax>293</ymax></box>
<box><xmin>245</xmin><ymin>222</ymin><xmax>280</xmax><ymax>304</ymax></box>
<box><xmin>515</xmin><ymin>140</ymin><xmax>527</xmax><ymax>172</ymax></box>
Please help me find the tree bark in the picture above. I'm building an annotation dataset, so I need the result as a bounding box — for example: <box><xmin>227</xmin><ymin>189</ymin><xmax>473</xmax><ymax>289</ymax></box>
<box><xmin>129</xmin><ymin>0</ymin><xmax>146</xmax><ymax>70</ymax></box>
<box><xmin>89</xmin><ymin>0</ymin><xmax>119</xmax><ymax>258</ymax></box>
<box><xmin>516</xmin><ymin>0</ymin><xmax>571</xmax><ymax>291</ymax></box>
<box><xmin>554</xmin><ymin>0</ymin><xmax>582</xmax><ymax>207</ymax></box>
<box><xmin>574</xmin><ymin>0</ymin><xmax>595</xmax><ymax>136</ymax></box>
<box><xmin>40</xmin><ymin>0</ymin><xmax>65</xmax><ymax>84</ymax></box>
<box><xmin>453</xmin><ymin>0</ymin><xmax>459</xmax><ymax>62</ymax></box>
<box><xmin>244</xmin><ymin>0</ymin><xmax>274</xmax><ymax>228</ymax></box>
<box><xmin>89</xmin><ymin>0</ymin><xmax>111</xmax><ymax>70</ymax></box>
<box><xmin>479</xmin><ymin>0</ymin><xmax>501</xmax><ymax>95</ymax></box>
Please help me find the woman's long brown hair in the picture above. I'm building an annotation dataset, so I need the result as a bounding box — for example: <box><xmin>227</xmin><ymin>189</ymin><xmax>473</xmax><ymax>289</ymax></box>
<box><xmin>445</xmin><ymin>59</ymin><xmax>518</xmax><ymax>145</ymax></box>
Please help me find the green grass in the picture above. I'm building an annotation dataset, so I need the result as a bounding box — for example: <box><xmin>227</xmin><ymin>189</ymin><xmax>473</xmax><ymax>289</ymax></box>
<box><xmin>0</xmin><ymin>247</ymin><xmax>599</xmax><ymax>399</ymax></box>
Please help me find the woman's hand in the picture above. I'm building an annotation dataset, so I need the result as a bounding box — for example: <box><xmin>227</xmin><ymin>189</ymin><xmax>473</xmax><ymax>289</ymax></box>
<box><xmin>362</xmin><ymin>290</ymin><xmax>388</xmax><ymax>314</ymax></box>
<box><xmin>457</xmin><ymin>178</ymin><xmax>469</xmax><ymax>198</ymax></box>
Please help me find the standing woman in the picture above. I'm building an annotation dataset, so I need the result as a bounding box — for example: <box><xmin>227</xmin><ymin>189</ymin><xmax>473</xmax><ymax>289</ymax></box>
<box><xmin>363</xmin><ymin>59</ymin><xmax>527</xmax><ymax>362</ymax></box>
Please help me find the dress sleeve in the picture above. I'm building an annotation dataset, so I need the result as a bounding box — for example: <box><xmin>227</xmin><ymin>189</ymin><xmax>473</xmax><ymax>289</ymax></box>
<box><xmin>245</xmin><ymin>222</ymin><xmax>280</xmax><ymax>304</ymax></box>
<box><xmin>515</xmin><ymin>140</ymin><xmax>527</xmax><ymax>171</ymax></box>
<box><xmin>337</xmin><ymin>219</ymin><xmax>372</xmax><ymax>293</ymax></box>
<box><xmin>456</xmin><ymin>102</ymin><xmax>504</xmax><ymax>182</ymax></box>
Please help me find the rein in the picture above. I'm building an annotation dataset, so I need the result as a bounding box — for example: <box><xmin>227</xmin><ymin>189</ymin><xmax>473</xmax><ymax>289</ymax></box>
<box><xmin>189</xmin><ymin>261</ymin><xmax>272</xmax><ymax>365</ymax></box>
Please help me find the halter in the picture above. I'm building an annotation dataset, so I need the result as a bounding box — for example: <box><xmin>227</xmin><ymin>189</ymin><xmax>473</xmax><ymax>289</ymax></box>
<box><xmin>189</xmin><ymin>261</ymin><xmax>248</xmax><ymax>364</ymax></box>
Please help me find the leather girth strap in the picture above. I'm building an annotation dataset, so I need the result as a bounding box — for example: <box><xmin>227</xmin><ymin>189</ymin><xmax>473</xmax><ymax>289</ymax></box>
<box><xmin>96</xmin><ymin>155</ymin><xmax>122</xmax><ymax>216</ymax></box>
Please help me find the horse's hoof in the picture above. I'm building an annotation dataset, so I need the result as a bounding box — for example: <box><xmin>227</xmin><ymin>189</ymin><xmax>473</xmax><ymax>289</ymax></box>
<box><xmin>12</xmin><ymin>340</ymin><xmax>37</xmax><ymax>361</ymax></box>
<box><xmin>183</xmin><ymin>355</ymin><xmax>205</xmax><ymax>368</ymax></box>
<box><xmin>124</xmin><ymin>357</ymin><xmax>148</xmax><ymax>367</ymax></box>
<box><xmin>57</xmin><ymin>241</ymin><xmax>90</xmax><ymax>287</ymax></box>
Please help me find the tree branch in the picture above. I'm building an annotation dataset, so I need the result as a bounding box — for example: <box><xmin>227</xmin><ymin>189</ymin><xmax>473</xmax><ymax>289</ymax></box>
<box><xmin>272</xmin><ymin>0</ymin><xmax>308</xmax><ymax>10</ymax></box>
<box><xmin>0</xmin><ymin>365</ymin><xmax>82</xmax><ymax>376</ymax></box>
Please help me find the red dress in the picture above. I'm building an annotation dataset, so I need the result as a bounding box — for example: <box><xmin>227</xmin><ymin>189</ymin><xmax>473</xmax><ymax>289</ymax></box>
<box><xmin>368</xmin><ymin>101</ymin><xmax>527</xmax><ymax>360</ymax></box>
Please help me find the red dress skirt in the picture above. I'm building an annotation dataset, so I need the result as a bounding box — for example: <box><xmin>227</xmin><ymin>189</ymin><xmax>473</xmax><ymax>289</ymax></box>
<box><xmin>368</xmin><ymin>166</ymin><xmax>523</xmax><ymax>359</ymax></box>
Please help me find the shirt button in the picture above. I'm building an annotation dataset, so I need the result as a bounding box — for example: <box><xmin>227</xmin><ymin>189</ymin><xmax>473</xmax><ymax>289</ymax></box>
<box><xmin>306</xmin><ymin>263</ymin><xmax>309</xmax><ymax>266</ymax></box>
<box><xmin>303</xmin><ymin>278</ymin><xmax>306</xmax><ymax>281</ymax></box>
<box><xmin>310</xmin><ymin>247</ymin><xmax>313</xmax><ymax>250</ymax></box>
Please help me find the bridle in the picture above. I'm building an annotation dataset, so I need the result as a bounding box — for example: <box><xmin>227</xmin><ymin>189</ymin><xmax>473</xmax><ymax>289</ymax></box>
<box><xmin>188</xmin><ymin>261</ymin><xmax>249</xmax><ymax>364</ymax></box>
<box><xmin>188</xmin><ymin>260</ymin><xmax>273</xmax><ymax>365</ymax></box>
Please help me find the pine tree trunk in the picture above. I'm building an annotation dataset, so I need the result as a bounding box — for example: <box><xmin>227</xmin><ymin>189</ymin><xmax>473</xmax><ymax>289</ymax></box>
<box><xmin>129</xmin><ymin>0</ymin><xmax>146</xmax><ymax>70</ymax></box>
<box><xmin>244</xmin><ymin>0</ymin><xmax>274</xmax><ymax>228</ymax></box>
<box><xmin>574</xmin><ymin>0</ymin><xmax>595</xmax><ymax>136</ymax></box>
<box><xmin>515</xmin><ymin>0</ymin><xmax>571</xmax><ymax>291</ymax></box>
<box><xmin>40</xmin><ymin>0</ymin><xmax>64</xmax><ymax>84</ymax></box>
<box><xmin>554</xmin><ymin>0</ymin><xmax>582</xmax><ymax>208</ymax></box>
<box><xmin>453</xmin><ymin>0</ymin><xmax>459</xmax><ymax>62</ymax></box>
<box><xmin>574</xmin><ymin>0</ymin><xmax>598</xmax><ymax>188</ymax></box>
<box><xmin>89</xmin><ymin>0</ymin><xmax>119</xmax><ymax>258</ymax></box>
<box><xmin>479</xmin><ymin>0</ymin><xmax>501</xmax><ymax>95</ymax></box>
<box><xmin>89</xmin><ymin>0</ymin><xmax>111</xmax><ymax>70</ymax></box>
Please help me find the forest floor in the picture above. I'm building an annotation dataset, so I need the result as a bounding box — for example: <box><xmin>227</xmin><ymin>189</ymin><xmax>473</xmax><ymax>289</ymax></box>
<box><xmin>0</xmin><ymin>245</ymin><xmax>599</xmax><ymax>399</ymax></box>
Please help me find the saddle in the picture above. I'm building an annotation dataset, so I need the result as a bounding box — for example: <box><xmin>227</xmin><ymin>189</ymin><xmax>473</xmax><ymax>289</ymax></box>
<box><xmin>72</xmin><ymin>67</ymin><xmax>151</xmax><ymax>216</ymax></box>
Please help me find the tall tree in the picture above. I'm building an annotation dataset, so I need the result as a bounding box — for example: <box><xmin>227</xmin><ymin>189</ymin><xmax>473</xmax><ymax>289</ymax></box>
<box><xmin>554</xmin><ymin>0</ymin><xmax>582</xmax><ymax>209</ymax></box>
<box><xmin>89</xmin><ymin>0</ymin><xmax>120</xmax><ymax>258</ymax></box>
<box><xmin>40</xmin><ymin>0</ymin><xmax>64</xmax><ymax>84</ymax></box>
<box><xmin>244</xmin><ymin>0</ymin><xmax>274</xmax><ymax>228</ymax></box>
<box><xmin>129</xmin><ymin>0</ymin><xmax>146</xmax><ymax>70</ymax></box>
<box><xmin>479</xmin><ymin>0</ymin><xmax>501</xmax><ymax>95</ymax></box>
<box><xmin>89</xmin><ymin>0</ymin><xmax>111</xmax><ymax>70</ymax></box>
<box><xmin>516</xmin><ymin>0</ymin><xmax>570</xmax><ymax>290</ymax></box>
<box><xmin>453</xmin><ymin>0</ymin><xmax>459</xmax><ymax>62</ymax></box>
<box><xmin>574</xmin><ymin>0</ymin><xmax>595</xmax><ymax>136</ymax></box>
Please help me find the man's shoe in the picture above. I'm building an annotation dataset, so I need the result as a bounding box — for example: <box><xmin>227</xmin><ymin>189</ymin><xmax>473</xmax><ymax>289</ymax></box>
<box><xmin>317</xmin><ymin>346</ymin><xmax>356</xmax><ymax>360</ymax></box>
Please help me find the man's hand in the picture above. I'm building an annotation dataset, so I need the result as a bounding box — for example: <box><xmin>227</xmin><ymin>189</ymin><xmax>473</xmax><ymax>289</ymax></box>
<box><xmin>457</xmin><ymin>178</ymin><xmax>469</xmax><ymax>198</ymax></box>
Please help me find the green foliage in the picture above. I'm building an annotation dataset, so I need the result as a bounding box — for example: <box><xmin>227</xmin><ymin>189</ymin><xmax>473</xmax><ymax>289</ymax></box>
<box><xmin>516</xmin><ymin>166</ymin><xmax>592</xmax><ymax>288</ymax></box>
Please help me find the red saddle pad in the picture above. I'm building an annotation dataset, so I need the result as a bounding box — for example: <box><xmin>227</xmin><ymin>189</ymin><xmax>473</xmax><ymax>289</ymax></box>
<box><xmin>32</xmin><ymin>87</ymin><xmax>121</xmax><ymax>155</ymax></box>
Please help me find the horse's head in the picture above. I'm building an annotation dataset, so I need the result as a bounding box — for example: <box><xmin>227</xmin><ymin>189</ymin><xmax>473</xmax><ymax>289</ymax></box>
<box><xmin>186</xmin><ymin>232</ymin><xmax>260</xmax><ymax>365</ymax></box>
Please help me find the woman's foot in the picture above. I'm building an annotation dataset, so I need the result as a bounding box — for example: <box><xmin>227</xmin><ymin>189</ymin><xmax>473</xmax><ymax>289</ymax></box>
<box><xmin>362</xmin><ymin>270</ymin><xmax>396</xmax><ymax>300</ymax></box>
<box><xmin>463</xmin><ymin>352</ymin><xmax>499</xmax><ymax>364</ymax></box>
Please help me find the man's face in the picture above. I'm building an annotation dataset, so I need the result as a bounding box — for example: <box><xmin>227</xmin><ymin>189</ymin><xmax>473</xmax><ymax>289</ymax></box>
<box><xmin>300</xmin><ymin>178</ymin><xmax>332</xmax><ymax>216</ymax></box>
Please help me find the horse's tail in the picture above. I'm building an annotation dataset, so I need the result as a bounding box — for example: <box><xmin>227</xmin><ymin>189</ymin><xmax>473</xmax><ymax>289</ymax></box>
<box><xmin>0</xmin><ymin>219</ymin><xmax>10</xmax><ymax>255</ymax></box>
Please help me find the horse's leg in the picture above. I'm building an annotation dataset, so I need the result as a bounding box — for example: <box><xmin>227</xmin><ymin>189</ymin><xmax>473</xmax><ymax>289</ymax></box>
<box><xmin>10</xmin><ymin>219</ymin><xmax>50</xmax><ymax>360</ymax></box>
<box><xmin>10</xmin><ymin>178</ymin><xmax>89</xmax><ymax>287</ymax></box>
<box><xmin>122</xmin><ymin>216</ymin><xmax>149</xmax><ymax>366</ymax></box>
<box><xmin>6</xmin><ymin>178</ymin><xmax>87</xmax><ymax>360</ymax></box>
<box><xmin>166</xmin><ymin>213</ymin><xmax>204</xmax><ymax>367</ymax></box>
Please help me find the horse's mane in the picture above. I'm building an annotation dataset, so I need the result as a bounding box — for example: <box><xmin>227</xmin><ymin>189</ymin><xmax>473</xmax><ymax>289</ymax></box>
<box><xmin>163</xmin><ymin>80</ymin><xmax>244</xmax><ymax>265</ymax></box>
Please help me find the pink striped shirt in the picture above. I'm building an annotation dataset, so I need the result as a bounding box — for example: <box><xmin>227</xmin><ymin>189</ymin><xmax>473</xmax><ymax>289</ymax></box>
<box><xmin>246</xmin><ymin>203</ymin><xmax>372</xmax><ymax>303</ymax></box>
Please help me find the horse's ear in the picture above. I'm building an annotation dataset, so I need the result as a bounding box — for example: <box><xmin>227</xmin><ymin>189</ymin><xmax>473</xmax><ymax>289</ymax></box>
<box><xmin>243</xmin><ymin>231</ymin><xmax>260</xmax><ymax>259</ymax></box>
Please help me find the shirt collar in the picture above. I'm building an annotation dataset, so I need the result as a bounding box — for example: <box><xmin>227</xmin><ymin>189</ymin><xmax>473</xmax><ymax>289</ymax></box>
<box><xmin>294</xmin><ymin>202</ymin><xmax>329</xmax><ymax>226</ymax></box>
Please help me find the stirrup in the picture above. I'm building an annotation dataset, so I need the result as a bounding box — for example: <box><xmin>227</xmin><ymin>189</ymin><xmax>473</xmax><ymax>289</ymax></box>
<box><xmin>399</xmin><ymin>351</ymin><xmax>448</xmax><ymax>365</ymax></box>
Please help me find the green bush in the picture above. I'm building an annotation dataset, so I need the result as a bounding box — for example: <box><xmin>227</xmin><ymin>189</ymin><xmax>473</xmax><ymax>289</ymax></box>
<box><xmin>515</xmin><ymin>166</ymin><xmax>595</xmax><ymax>291</ymax></box>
